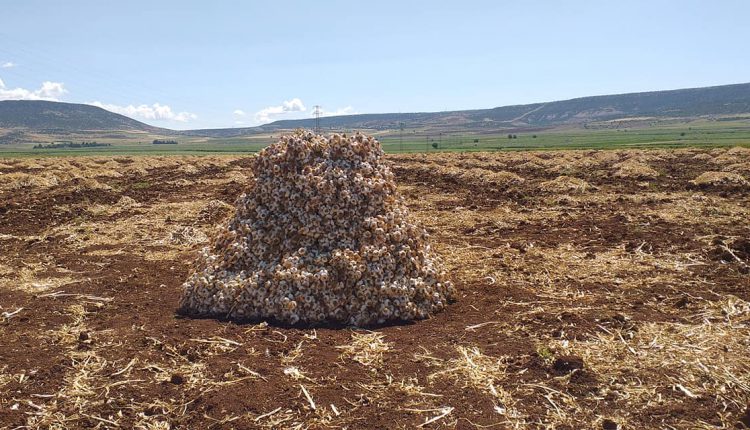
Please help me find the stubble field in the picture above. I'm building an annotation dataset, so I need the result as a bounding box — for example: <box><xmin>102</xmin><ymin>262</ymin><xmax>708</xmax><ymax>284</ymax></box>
<box><xmin>1</xmin><ymin>147</ymin><xmax>749</xmax><ymax>429</ymax></box>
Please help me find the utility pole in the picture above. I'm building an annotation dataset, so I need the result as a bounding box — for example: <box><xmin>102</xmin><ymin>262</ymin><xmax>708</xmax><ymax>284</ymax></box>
<box><xmin>313</xmin><ymin>105</ymin><xmax>322</xmax><ymax>134</ymax></box>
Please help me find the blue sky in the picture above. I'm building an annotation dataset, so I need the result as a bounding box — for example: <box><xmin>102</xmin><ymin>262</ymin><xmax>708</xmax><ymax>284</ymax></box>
<box><xmin>1</xmin><ymin>1</ymin><xmax>748</xmax><ymax>129</ymax></box>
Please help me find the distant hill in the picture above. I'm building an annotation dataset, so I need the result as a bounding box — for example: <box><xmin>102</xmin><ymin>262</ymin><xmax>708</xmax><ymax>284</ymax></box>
<box><xmin>2</xmin><ymin>83</ymin><xmax>750</xmax><ymax>140</ymax></box>
<box><xmin>0</xmin><ymin>100</ymin><xmax>167</xmax><ymax>133</ymax></box>
<box><xmin>183</xmin><ymin>82</ymin><xmax>750</xmax><ymax>137</ymax></box>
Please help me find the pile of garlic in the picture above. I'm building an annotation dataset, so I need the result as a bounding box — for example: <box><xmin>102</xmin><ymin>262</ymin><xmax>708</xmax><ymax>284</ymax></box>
<box><xmin>178</xmin><ymin>131</ymin><xmax>454</xmax><ymax>326</ymax></box>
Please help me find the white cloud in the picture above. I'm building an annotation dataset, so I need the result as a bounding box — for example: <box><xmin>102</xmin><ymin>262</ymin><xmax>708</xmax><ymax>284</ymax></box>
<box><xmin>89</xmin><ymin>101</ymin><xmax>197</xmax><ymax>123</ymax></box>
<box><xmin>254</xmin><ymin>98</ymin><xmax>306</xmax><ymax>124</ymax></box>
<box><xmin>319</xmin><ymin>106</ymin><xmax>357</xmax><ymax>117</ymax></box>
<box><xmin>283</xmin><ymin>98</ymin><xmax>306</xmax><ymax>111</ymax></box>
<box><xmin>0</xmin><ymin>78</ymin><xmax>67</xmax><ymax>101</ymax></box>
<box><xmin>1</xmin><ymin>62</ymin><xmax>17</xmax><ymax>69</ymax></box>
<box><xmin>232</xmin><ymin>109</ymin><xmax>249</xmax><ymax>126</ymax></box>
<box><xmin>238</xmin><ymin>99</ymin><xmax>355</xmax><ymax>126</ymax></box>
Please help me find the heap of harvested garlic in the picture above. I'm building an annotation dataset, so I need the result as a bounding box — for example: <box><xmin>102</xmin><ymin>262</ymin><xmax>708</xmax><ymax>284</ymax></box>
<box><xmin>179</xmin><ymin>131</ymin><xmax>454</xmax><ymax>326</ymax></box>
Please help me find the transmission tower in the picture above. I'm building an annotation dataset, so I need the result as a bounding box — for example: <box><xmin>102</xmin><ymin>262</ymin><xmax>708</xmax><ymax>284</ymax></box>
<box><xmin>313</xmin><ymin>105</ymin><xmax>322</xmax><ymax>134</ymax></box>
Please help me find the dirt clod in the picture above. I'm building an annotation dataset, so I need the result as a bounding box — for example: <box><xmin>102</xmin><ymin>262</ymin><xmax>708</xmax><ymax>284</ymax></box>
<box><xmin>710</xmin><ymin>237</ymin><xmax>750</xmax><ymax>264</ymax></box>
<box><xmin>553</xmin><ymin>355</ymin><xmax>585</xmax><ymax>375</ymax></box>
<box><xmin>674</xmin><ymin>296</ymin><xmax>690</xmax><ymax>309</ymax></box>
<box><xmin>737</xmin><ymin>405</ymin><xmax>750</xmax><ymax>428</ymax></box>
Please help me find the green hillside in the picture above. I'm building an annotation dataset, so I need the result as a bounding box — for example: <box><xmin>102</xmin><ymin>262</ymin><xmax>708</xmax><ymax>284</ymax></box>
<box><xmin>0</xmin><ymin>100</ymin><xmax>167</xmax><ymax>133</ymax></box>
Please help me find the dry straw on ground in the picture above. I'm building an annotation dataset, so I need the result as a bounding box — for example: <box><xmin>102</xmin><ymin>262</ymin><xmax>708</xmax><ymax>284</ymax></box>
<box><xmin>691</xmin><ymin>171</ymin><xmax>749</xmax><ymax>188</ymax></box>
<box><xmin>179</xmin><ymin>131</ymin><xmax>454</xmax><ymax>325</ymax></box>
<box><xmin>539</xmin><ymin>175</ymin><xmax>593</xmax><ymax>193</ymax></box>
<box><xmin>613</xmin><ymin>159</ymin><xmax>659</xmax><ymax>179</ymax></box>
<box><xmin>337</xmin><ymin>331</ymin><xmax>392</xmax><ymax>367</ymax></box>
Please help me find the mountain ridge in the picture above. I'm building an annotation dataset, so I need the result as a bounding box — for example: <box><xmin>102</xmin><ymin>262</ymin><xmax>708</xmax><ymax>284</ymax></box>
<box><xmin>1</xmin><ymin>82</ymin><xmax>749</xmax><ymax>139</ymax></box>
<box><xmin>192</xmin><ymin>82</ymin><xmax>750</xmax><ymax>137</ymax></box>
<box><xmin>0</xmin><ymin>100</ymin><xmax>172</xmax><ymax>134</ymax></box>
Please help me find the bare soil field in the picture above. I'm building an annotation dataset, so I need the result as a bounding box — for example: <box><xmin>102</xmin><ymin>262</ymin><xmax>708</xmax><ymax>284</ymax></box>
<box><xmin>1</xmin><ymin>148</ymin><xmax>749</xmax><ymax>429</ymax></box>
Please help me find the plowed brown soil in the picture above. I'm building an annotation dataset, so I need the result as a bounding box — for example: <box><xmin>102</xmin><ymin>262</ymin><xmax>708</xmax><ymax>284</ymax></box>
<box><xmin>1</xmin><ymin>148</ymin><xmax>749</xmax><ymax>429</ymax></box>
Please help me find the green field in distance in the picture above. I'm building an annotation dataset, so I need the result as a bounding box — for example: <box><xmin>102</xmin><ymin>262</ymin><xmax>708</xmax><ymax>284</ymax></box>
<box><xmin>2</xmin><ymin>118</ymin><xmax>749</xmax><ymax>157</ymax></box>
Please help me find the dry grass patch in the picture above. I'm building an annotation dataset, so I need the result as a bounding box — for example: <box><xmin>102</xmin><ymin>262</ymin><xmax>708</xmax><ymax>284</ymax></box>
<box><xmin>429</xmin><ymin>346</ymin><xmax>509</xmax><ymax>397</ymax></box>
<box><xmin>70</xmin><ymin>177</ymin><xmax>112</xmax><ymax>192</ymax></box>
<box><xmin>85</xmin><ymin>195</ymin><xmax>141</xmax><ymax>216</ymax></box>
<box><xmin>0</xmin><ymin>263</ymin><xmax>80</xmax><ymax>294</ymax></box>
<box><xmin>123</xmin><ymin>165</ymin><xmax>150</xmax><ymax>176</ymax></box>
<box><xmin>177</xmin><ymin>163</ymin><xmax>199</xmax><ymax>174</ymax></box>
<box><xmin>691</xmin><ymin>171</ymin><xmax>749</xmax><ymax>188</ymax></box>
<box><xmin>591</xmin><ymin>150</ymin><xmax>623</xmax><ymax>164</ymax></box>
<box><xmin>550</xmin><ymin>296</ymin><xmax>750</xmax><ymax>427</ymax></box>
<box><xmin>540</xmin><ymin>175</ymin><xmax>593</xmax><ymax>193</ymax></box>
<box><xmin>643</xmin><ymin>191</ymin><xmax>750</xmax><ymax>224</ymax></box>
<box><xmin>167</xmin><ymin>225</ymin><xmax>209</xmax><ymax>246</ymax></box>
<box><xmin>89</xmin><ymin>168</ymin><xmax>123</xmax><ymax>179</ymax></box>
<box><xmin>28</xmin><ymin>303</ymin><xmax>110</xmax><ymax>428</ymax></box>
<box><xmin>613</xmin><ymin>159</ymin><xmax>659</xmax><ymax>179</ymax></box>
<box><xmin>725</xmin><ymin>147</ymin><xmax>750</xmax><ymax>157</ymax></box>
<box><xmin>712</xmin><ymin>150</ymin><xmax>750</xmax><ymax>166</ymax></box>
<box><xmin>222</xmin><ymin>169</ymin><xmax>251</xmax><ymax>183</ymax></box>
<box><xmin>51</xmin><ymin>200</ymin><xmax>211</xmax><ymax>253</ymax></box>
<box><xmin>692</xmin><ymin>153</ymin><xmax>715</xmax><ymax>162</ymax></box>
<box><xmin>723</xmin><ymin>162</ymin><xmax>750</xmax><ymax>176</ymax></box>
<box><xmin>197</xmin><ymin>199</ymin><xmax>233</xmax><ymax>223</ymax></box>
<box><xmin>0</xmin><ymin>172</ymin><xmax>60</xmax><ymax>191</ymax></box>
<box><xmin>520</xmin><ymin>242</ymin><xmax>704</xmax><ymax>285</ymax></box>
<box><xmin>425</xmin><ymin>165</ymin><xmax>525</xmax><ymax>188</ymax></box>
<box><xmin>427</xmin><ymin>346</ymin><xmax>525</xmax><ymax>425</ymax></box>
<box><xmin>337</xmin><ymin>331</ymin><xmax>392</xmax><ymax>368</ymax></box>
<box><xmin>14</xmin><ymin>160</ymin><xmax>46</xmax><ymax>170</ymax></box>
<box><xmin>0</xmin><ymin>366</ymin><xmax>14</xmax><ymax>390</ymax></box>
